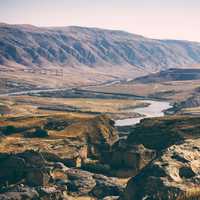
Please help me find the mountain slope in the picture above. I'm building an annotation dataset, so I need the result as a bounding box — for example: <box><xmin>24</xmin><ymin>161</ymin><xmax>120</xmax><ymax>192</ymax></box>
<box><xmin>1</xmin><ymin>23</ymin><xmax>200</xmax><ymax>89</ymax></box>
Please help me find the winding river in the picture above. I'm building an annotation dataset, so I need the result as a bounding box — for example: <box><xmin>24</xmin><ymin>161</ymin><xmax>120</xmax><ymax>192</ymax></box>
<box><xmin>115</xmin><ymin>100</ymin><xmax>172</xmax><ymax>126</ymax></box>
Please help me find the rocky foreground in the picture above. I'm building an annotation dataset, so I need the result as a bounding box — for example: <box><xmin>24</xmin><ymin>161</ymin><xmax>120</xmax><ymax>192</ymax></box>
<box><xmin>1</xmin><ymin>114</ymin><xmax>200</xmax><ymax>199</ymax></box>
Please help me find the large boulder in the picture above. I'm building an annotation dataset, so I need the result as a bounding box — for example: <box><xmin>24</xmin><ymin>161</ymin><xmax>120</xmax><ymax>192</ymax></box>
<box><xmin>66</xmin><ymin>168</ymin><xmax>124</xmax><ymax>198</ymax></box>
<box><xmin>76</xmin><ymin>114</ymin><xmax>119</xmax><ymax>160</ymax></box>
<box><xmin>91</xmin><ymin>174</ymin><xmax>124</xmax><ymax>198</ymax></box>
<box><xmin>0</xmin><ymin>186</ymin><xmax>39</xmax><ymax>200</ymax></box>
<box><xmin>25</xmin><ymin>168</ymin><xmax>50</xmax><ymax>187</ymax></box>
<box><xmin>0</xmin><ymin>150</ymin><xmax>51</xmax><ymax>187</ymax></box>
<box><xmin>122</xmin><ymin>139</ymin><xmax>200</xmax><ymax>200</ymax></box>
<box><xmin>0</xmin><ymin>185</ymin><xmax>64</xmax><ymax>200</ymax></box>
<box><xmin>66</xmin><ymin>168</ymin><xmax>96</xmax><ymax>196</ymax></box>
<box><xmin>0</xmin><ymin>154</ymin><xmax>26</xmax><ymax>185</ymax></box>
<box><xmin>36</xmin><ymin>186</ymin><xmax>64</xmax><ymax>200</ymax></box>
<box><xmin>105</xmin><ymin>139</ymin><xmax>156</xmax><ymax>178</ymax></box>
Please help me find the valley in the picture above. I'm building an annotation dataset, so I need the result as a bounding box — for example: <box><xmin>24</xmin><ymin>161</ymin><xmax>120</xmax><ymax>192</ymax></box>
<box><xmin>1</xmin><ymin>24</ymin><xmax>200</xmax><ymax>200</ymax></box>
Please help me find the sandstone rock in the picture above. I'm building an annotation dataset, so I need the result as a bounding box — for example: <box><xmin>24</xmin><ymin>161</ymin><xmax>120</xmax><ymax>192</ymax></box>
<box><xmin>66</xmin><ymin>168</ymin><xmax>96</xmax><ymax>196</ymax></box>
<box><xmin>122</xmin><ymin>139</ymin><xmax>200</xmax><ymax>200</ymax></box>
<box><xmin>66</xmin><ymin>168</ymin><xmax>124</xmax><ymax>198</ymax></box>
<box><xmin>26</xmin><ymin>168</ymin><xmax>50</xmax><ymax>187</ymax></box>
<box><xmin>111</xmin><ymin>143</ymin><xmax>155</xmax><ymax>169</ymax></box>
<box><xmin>36</xmin><ymin>186</ymin><xmax>64</xmax><ymax>200</ymax></box>
<box><xmin>81</xmin><ymin>115</ymin><xmax>119</xmax><ymax>160</ymax></box>
<box><xmin>91</xmin><ymin>174</ymin><xmax>124</xmax><ymax>198</ymax></box>
<box><xmin>108</xmin><ymin>139</ymin><xmax>156</xmax><ymax>177</ymax></box>
<box><xmin>0</xmin><ymin>185</ymin><xmax>64</xmax><ymax>200</ymax></box>
<box><xmin>103</xmin><ymin>196</ymin><xmax>120</xmax><ymax>200</ymax></box>
<box><xmin>0</xmin><ymin>186</ymin><xmax>39</xmax><ymax>200</ymax></box>
<box><xmin>18</xmin><ymin>150</ymin><xmax>46</xmax><ymax>167</ymax></box>
<box><xmin>0</xmin><ymin>150</ymin><xmax>51</xmax><ymax>187</ymax></box>
<box><xmin>0</xmin><ymin>155</ymin><xmax>26</xmax><ymax>185</ymax></box>
<box><xmin>53</xmin><ymin>162</ymin><xmax>69</xmax><ymax>171</ymax></box>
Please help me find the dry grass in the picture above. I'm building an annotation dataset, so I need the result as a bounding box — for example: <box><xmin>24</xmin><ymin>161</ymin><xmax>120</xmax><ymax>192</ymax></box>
<box><xmin>11</xmin><ymin>95</ymin><xmax>144</xmax><ymax>113</ymax></box>
<box><xmin>84</xmin><ymin>80</ymin><xmax>200</xmax><ymax>102</ymax></box>
<box><xmin>0</xmin><ymin>95</ymin><xmax>146</xmax><ymax>121</ymax></box>
<box><xmin>177</xmin><ymin>187</ymin><xmax>200</xmax><ymax>200</ymax></box>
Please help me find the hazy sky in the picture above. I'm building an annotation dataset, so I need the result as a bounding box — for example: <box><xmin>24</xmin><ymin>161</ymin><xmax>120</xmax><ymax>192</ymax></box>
<box><xmin>0</xmin><ymin>0</ymin><xmax>200</xmax><ymax>41</ymax></box>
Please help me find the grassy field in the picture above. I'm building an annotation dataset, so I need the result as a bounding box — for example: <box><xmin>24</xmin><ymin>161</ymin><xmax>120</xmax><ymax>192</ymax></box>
<box><xmin>0</xmin><ymin>95</ymin><xmax>148</xmax><ymax>119</ymax></box>
<box><xmin>83</xmin><ymin>80</ymin><xmax>200</xmax><ymax>102</ymax></box>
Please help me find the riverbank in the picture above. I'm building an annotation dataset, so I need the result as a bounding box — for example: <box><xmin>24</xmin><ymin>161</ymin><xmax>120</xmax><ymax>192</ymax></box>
<box><xmin>115</xmin><ymin>100</ymin><xmax>172</xmax><ymax>126</ymax></box>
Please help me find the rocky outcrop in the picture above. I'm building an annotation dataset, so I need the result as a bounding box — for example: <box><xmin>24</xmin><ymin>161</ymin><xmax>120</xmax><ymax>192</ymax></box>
<box><xmin>127</xmin><ymin>115</ymin><xmax>200</xmax><ymax>150</ymax></box>
<box><xmin>0</xmin><ymin>186</ymin><xmax>40</xmax><ymax>200</ymax></box>
<box><xmin>0</xmin><ymin>150</ymin><xmax>125</xmax><ymax>199</ymax></box>
<box><xmin>84</xmin><ymin>115</ymin><xmax>119</xmax><ymax>160</ymax></box>
<box><xmin>108</xmin><ymin>139</ymin><xmax>156</xmax><ymax>177</ymax></box>
<box><xmin>0</xmin><ymin>150</ymin><xmax>64</xmax><ymax>199</ymax></box>
<box><xmin>66</xmin><ymin>168</ymin><xmax>96</xmax><ymax>196</ymax></box>
<box><xmin>0</xmin><ymin>114</ymin><xmax>119</xmax><ymax>168</ymax></box>
<box><xmin>64</xmin><ymin>168</ymin><xmax>124</xmax><ymax>198</ymax></box>
<box><xmin>122</xmin><ymin>139</ymin><xmax>200</xmax><ymax>200</ymax></box>
<box><xmin>0</xmin><ymin>150</ymin><xmax>50</xmax><ymax>187</ymax></box>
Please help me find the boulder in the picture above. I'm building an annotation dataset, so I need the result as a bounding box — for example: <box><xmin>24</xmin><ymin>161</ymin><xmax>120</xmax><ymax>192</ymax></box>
<box><xmin>66</xmin><ymin>168</ymin><xmax>96</xmax><ymax>196</ymax></box>
<box><xmin>122</xmin><ymin>139</ymin><xmax>200</xmax><ymax>200</ymax></box>
<box><xmin>66</xmin><ymin>168</ymin><xmax>124</xmax><ymax>198</ymax></box>
<box><xmin>108</xmin><ymin>139</ymin><xmax>156</xmax><ymax>177</ymax></box>
<box><xmin>103</xmin><ymin>196</ymin><xmax>120</xmax><ymax>200</ymax></box>
<box><xmin>0</xmin><ymin>150</ymin><xmax>51</xmax><ymax>187</ymax></box>
<box><xmin>26</xmin><ymin>168</ymin><xmax>50</xmax><ymax>187</ymax></box>
<box><xmin>91</xmin><ymin>174</ymin><xmax>124</xmax><ymax>198</ymax></box>
<box><xmin>0</xmin><ymin>186</ymin><xmax>39</xmax><ymax>200</ymax></box>
<box><xmin>111</xmin><ymin>143</ymin><xmax>155</xmax><ymax>168</ymax></box>
<box><xmin>36</xmin><ymin>186</ymin><xmax>64</xmax><ymax>200</ymax></box>
<box><xmin>75</xmin><ymin>114</ymin><xmax>119</xmax><ymax>160</ymax></box>
<box><xmin>18</xmin><ymin>150</ymin><xmax>46</xmax><ymax>167</ymax></box>
<box><xmin>0</xmin><ymin>155</ymin><xmax>26</xmax><ymax>185</ymax></box>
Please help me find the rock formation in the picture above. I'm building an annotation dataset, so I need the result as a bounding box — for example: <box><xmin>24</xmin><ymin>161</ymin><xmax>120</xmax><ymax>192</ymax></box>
<box><xmin>122</xmin><ymin>139</ymin><xmax>200</xmax><ymax>200</ymax></box>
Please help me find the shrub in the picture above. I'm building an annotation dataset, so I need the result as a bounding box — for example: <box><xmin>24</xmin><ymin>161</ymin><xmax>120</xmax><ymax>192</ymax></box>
<box><xmin>34</xmin><ymin>128</ymin><xmax>48</xmax><ymax>138</ymax></box>
<box><xmin>2</xmin><ymin>125</ymin><xmax>17</xmax><ymax>135</ymax></box>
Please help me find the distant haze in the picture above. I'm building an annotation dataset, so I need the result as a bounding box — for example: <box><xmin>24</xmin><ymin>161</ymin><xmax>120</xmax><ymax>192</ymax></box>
<box><xmin>0</xmin><ymin>0</ymin><xmax>200</xmax><ymax>42</ymax></box>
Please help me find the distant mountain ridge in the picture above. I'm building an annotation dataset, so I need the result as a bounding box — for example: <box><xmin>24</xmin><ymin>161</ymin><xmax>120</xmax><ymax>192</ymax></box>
<box><xmin>133</xmin><ymin>68</ymin><xmax>200</xmax><ymax>83</ymax></box>
<box><xmin>1</xmin><ymin>23</ymin><xmax>200</xmax><ymax>88</ymax></box>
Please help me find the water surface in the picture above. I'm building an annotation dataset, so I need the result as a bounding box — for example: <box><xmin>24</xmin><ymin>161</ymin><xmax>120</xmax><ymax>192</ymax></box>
<box><xmin>115</xmin><ymin>100</ymin><xmax>172</xmax><ymax>126</ymax></box>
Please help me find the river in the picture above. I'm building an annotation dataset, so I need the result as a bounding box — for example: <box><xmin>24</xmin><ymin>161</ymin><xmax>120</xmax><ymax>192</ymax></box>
<box><xmin>115</xmin><ymin>100</ymin><xmax>172</xmax><ymax>126</ymax></box>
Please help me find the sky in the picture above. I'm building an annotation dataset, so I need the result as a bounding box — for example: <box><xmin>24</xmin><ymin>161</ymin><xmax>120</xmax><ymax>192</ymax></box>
<box><xmin>0</xmin><ymin>0</ymin><xmax>200</xmax><ymax>41</ymax></box>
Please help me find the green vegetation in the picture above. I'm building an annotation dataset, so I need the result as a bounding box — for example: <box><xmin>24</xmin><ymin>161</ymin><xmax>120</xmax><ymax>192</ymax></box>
<box><xmin>2</xmin><ymin>125</ymin><xmax>17</xmax><ymax>135</ymax></box>
<box><xmin>33</xmin><ymin>128</ymin><xmax>48</xmax><ymax>138</ymax></box>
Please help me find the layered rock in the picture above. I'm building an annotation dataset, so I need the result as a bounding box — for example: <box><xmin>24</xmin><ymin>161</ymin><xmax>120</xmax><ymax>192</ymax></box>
<box><xmin>122</xmin><ymin>139</ymin><xmax>200</xmax><ymax>200</ymax></box>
